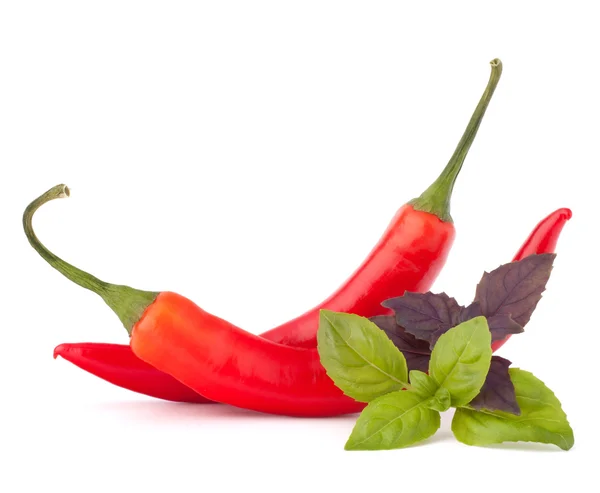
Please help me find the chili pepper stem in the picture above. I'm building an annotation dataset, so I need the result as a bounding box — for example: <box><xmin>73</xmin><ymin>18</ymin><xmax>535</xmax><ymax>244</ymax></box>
<box><xmin>409</xmin><ymin>58</ymin><xmax>503</xmax><ymax>223</ymax></box>
<box><xmin>22</xmin><ymin>184</ymin><xmax>158</xmax><ymax>336</ymax></box>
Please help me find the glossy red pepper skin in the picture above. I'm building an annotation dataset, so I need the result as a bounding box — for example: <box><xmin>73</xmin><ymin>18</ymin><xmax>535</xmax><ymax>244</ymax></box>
<box><xmin>54</xmin><ymin>208</ymin><xmax>572</xmax><ymax>404</ymax></box>
<box><xmin>491</xmin><ymin>207</ymin><xmax>572</xmax><ymax>352</ymax></box>
<box><xmin>131</xmin><ymin>292</ymin><xmax>365</xmax><ymax>416</ymax></box>
<box><xmin>262</xmin><ymin>205</ymin><xmax>455</xmax><ymax>347</ymax></box>
<box><xmin>511</xmin><ymin>208</ymin><xmax>572</xmax><ymax>261</ymax></box>
<box><xmin>53</xmin><ymin>343</ymin><xmax>211</xmax><ymax>403</ymax></box>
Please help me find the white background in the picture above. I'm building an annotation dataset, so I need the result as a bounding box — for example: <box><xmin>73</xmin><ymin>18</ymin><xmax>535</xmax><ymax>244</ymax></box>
<box><xmin>1</xmin><ymin>1</ymin><xmax>597</xmax><ymax>492</ymax></box>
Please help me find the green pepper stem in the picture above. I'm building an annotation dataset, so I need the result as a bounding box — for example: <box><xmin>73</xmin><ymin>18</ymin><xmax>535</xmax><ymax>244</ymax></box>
<box><xmin>409</xmin><ymin>58</ymin><xmax>503</xmax><ymax>223</ymax></box>
<box><xmin>23</xmin><ymin>184</ymin><xmax>158</xmax><ymax>335</ymax></box>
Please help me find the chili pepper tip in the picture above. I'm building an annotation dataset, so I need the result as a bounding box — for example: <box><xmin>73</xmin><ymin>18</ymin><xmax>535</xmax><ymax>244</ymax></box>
<box><xmin>53</xmin><ymin>345</ymin><xmax>64</xmax><ymax>359</ymax></box>
<box><xmin>560</xmin><ymin>208</ymin><xmax>572</xmax><ymax>220</ymax></box>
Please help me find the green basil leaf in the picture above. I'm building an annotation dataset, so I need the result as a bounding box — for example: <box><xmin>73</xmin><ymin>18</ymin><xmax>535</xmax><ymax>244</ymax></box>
<box><xmin>428</xmin><ymin>387</ymin><xmax>452</xmax><ymax>412</ymax></box>
<box><xmin>317</xmin><ymin>310</ymin><xmax>409</xmax><ymax>402</ymax></box>
<box><xmin>409</xmin><ymin>370</ymin><xmax>450</xmax><ymax>411</ymax></box>
<box><xmin>409</xmin><ymin>370</ymin><xmax>438</xmax><ymax>398</ymax></box>
<box><xmin>345</xmin><ymin>390</ymin><xmax>440</xmax><ymax>451</ymax></box>
<box><xmin>452</xmin><ymin>368</ymin><xmax>574</xmax><ymax>450</ymax></box>
<box><xmin>429</xmin><ymin>316</ymin><xmax>492</xmax><ymax>407</ymax></box>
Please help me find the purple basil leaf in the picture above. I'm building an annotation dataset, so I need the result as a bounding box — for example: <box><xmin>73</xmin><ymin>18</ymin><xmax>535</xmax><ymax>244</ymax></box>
<box><xmin>370</xmin><ymin>315</ymin><xmax>431</xmax><ymax>354</ymax></box>
<box><xmin>458</xmin><ymin>302</ymin><xmax>523</xmax><ymax>342</ymax></box>
<box><xmin>370</xmin><ymin>315</ymin><xmax>431</xmax><ymax>372</ymax></box>
<box><xmin>404</xmin><ymin>353</ymin><xmax>431</xmax><ymax>373</ymax></box>
<box><xmin>458</xmin><ymin>301</ymin><xmax>483</xmax><ymax>322</ymax></box>
<box><xmin>474</xmin><ymin>253</ymin><xmax>556</xmax><ymax>327</ymax></box>
<box><xmin>381</xmin><ymin>292</ymin><xmax>462</xmax><ymax>343</ymax></box>
<box><xmin>469</xmin><ymin>356</ymin><xmax>520</xmax><ymax>415</ymax></box>
<box><xmin>486</xmin><ymin>314</ymin><xmax>524</xmax><ymax>342</ymax></box>
<box><xmin>429</xmin><ymin>326</ymin><xmax>449</xmax><ymax>348</ymax></box>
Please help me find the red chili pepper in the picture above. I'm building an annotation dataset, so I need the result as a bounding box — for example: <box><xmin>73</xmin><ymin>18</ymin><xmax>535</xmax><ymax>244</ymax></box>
<box><xmin>53</xmin><ymin>206</ymin><xmax>572</xmax><ymax>403</ymax></box>
<box><xmin>265</xmin><ymin>62</ymin><xmax>504</xmax><ymax>349</ymax></box>
<box><xmin>491</xmin><ymin>207</ymin><xmax>572</xmax><ymax>352</ymax></box>
<box><xmin>25</xmin><ymin>60</ymin><xmax>502</xmax><ymax>416</ymax></box>
<box><xmin>511</xmin><ymin>208</ymin><xmax>572</xmax><ymax>261</ymax></box>
<box><xmin>53</xmin><ymin>343</ymin><xmax>210</xmax><ymax>403</ymax></box>
<box><xmin>25</xmin><ymin>188</ymin><xmax>363</xmax><ymax>415</ymax></box>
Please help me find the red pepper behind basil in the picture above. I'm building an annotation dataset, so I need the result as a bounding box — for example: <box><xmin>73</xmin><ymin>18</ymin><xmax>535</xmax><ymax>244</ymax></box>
<box><xmin>492</xmin><ymin>207</ymin><xmax>572</xmax><ymax>352</ymax></box>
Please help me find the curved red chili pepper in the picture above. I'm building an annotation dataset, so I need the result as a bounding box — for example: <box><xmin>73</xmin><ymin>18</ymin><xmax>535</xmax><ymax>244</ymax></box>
<box><xmin>511</xmin><ymin>208</ymin><xmax>572</xmax><ymax>260</ymax></box>
<box><xmin>25</xmin><ymin>60</ymin><xmax>504</xmax><ymax>416</ymax></box>
<box><xmin>53</xmin><ymin>206</ymin><xmax>572</xmax><ymax>404</ymax></box>
<box><xmin>24</xmin><ymin>187</ymin><xmax>363</xmax><ymax>415</ymax></box>
<box><xmin>491</xmin><ymin>207</ymin><xmax>572</xmax><ymax>352</ymax></box>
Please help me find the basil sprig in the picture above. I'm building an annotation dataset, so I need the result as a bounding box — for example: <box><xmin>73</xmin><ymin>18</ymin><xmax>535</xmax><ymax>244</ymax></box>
<box><xmin>317</xmin><ymin>310</ymin><xmax>409</xmax><ymax>402</ymax></box>
<box><xmin>318</xmin><ymin>311</ymin><xmax>573</xmax><ymax>451</ymax></box>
